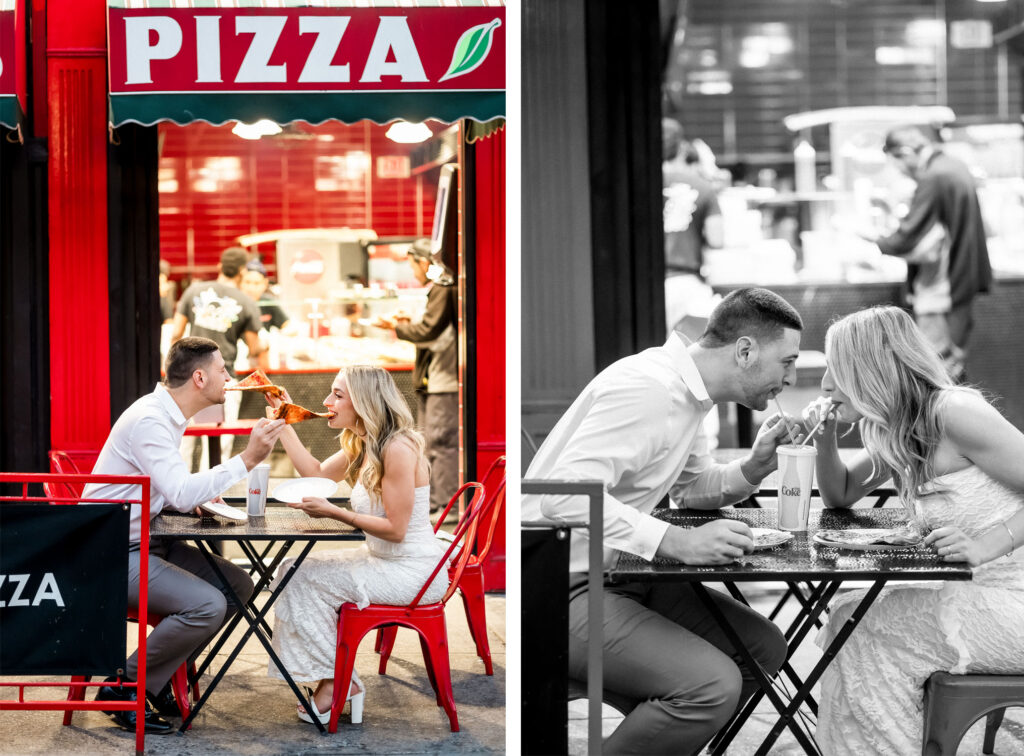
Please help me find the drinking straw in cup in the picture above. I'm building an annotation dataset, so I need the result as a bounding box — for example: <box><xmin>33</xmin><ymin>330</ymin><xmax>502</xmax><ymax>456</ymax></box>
<box><xmin>799</xmin><ymin>400</ymin><xmax>835</xmax><ymax>447</ymax></box>
<box><xmin>773</xmin><ymin>397</ymin><xmax>799</xmax><ymax>442</ymax></box>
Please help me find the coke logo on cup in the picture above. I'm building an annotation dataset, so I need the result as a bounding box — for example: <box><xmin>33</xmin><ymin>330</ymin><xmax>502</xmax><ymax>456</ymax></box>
<box><xmin>249</xmin><ymin>487</ymin><xmax>261</xmax><ymax>495</ymax></box>
<box><xmin>290</xmin><ymin>250</ymin><xmax>325</xmax><ymax>284</ymax></box>
<box><xmin>781</xmin><ymin>485</ymin><xmax>801</xmax><ymax>497</ymax></box>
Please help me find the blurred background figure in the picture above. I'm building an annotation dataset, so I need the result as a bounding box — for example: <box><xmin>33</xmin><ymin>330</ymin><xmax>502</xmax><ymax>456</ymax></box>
<box><xmin>172</xmin><ymin>246</ymin><xmax>267</xmax><ymax>470</ymax></box>
<box><xmin>158</xmin><ymin>259</ymin><xmax>176</xmax><ymax>324</ymax></box>
<box><xmin>863</xmin><ymin>125</ymin><xmax>992</xmax><ymax>383</ymax></box>
<box><xmin>663</xmin><ymin>118</ymin><xmax>724</xmax><ymax>448</ymax></box>
<box><xmin>662</xmin><ymin>118</ymin><xmax>724</xmax><ymax>338</ymax></box>
<box><xmin>241</xmin><ymin>258</ymin><xmax>292</xmax><ymax>334</ymax></box>
<box><xmin>374</xmin><ymin>239</ymin><xmax>458</xmax><ymax>515</ymax></box>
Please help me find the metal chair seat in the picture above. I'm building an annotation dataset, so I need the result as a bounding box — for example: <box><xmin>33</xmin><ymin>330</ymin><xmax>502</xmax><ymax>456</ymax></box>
<box><xmin>922</xmin><ymin>671</ymin><xmax>1024</xmax><ymax>755</ymax></box>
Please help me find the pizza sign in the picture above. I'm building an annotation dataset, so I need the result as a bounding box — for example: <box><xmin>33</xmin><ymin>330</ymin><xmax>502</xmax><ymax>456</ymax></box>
<box><xmin>0</xmin><ymin>0</ymin><xmax>26</xmax><ymax>129</ymax></box>
<box><xmin>107</xmin><ymin>7</ymin><xmax>505</xmax><ymax>94</ymax></box>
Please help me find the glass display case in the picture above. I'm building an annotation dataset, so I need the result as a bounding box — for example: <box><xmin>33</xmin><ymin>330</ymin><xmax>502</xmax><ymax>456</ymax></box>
<box><xmin>241</xmin><ymin>229</ymin><xmax>429</xmax><ymax>370</ymax></box>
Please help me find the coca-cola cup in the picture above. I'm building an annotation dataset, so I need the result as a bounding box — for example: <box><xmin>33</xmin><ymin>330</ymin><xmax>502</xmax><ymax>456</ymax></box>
<box><xmin>247</xmin><ymin>463</ymin><xmax>270</xmax><ymax>518</ymax></box>
<box><xmin>777</xmin><ymin>445</ymin><xmax>816</xmax><ymax>531</ymax></box>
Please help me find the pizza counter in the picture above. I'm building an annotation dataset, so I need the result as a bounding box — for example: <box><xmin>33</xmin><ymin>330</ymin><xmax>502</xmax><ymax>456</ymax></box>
<box><xmin>229</xmin><ymin>365</ymin><xmax>417</xmax><ymax>463</ymax></box>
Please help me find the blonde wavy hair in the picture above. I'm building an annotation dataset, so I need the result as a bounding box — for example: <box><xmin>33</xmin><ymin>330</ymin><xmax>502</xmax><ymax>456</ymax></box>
<box><xmin>335</xmin><ymin>365</ymin><xmax>425</xmax><ymax>501</ymax></box>
<box><xmin>825</xmin><ymin>306</ymin><xmax>975</xmax><ymax>512</ymax></box>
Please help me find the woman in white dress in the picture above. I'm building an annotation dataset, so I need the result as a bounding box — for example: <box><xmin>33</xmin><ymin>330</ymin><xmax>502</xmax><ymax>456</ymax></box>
<box><xmin>800</xmin><ymin>306</ymin><xmax>1024</xmax><ymax>755</ymax></box>
<box><xmin>266</xmin><ymin>365</ymin><xmax>447</xmax><ymax>725</ymax></box>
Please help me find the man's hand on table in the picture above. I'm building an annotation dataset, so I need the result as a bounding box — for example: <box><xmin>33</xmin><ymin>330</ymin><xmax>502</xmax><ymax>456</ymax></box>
<box><xmin>192</xmin><ymin>496</ymin><xmax>226</xmax><ymax>516</ymax></box>
<box><xmin>742</xmin><ymin>410</ymin><xmax>804</xmax><ymax>483</ymax></box>
<box><xmin>240</xmin><ymin>418</ymin><xmax>286</xmax><ymax>470</ymax></box>
<box><xmin>657</xmin><ymin>519</ymin><xmax>754</xmax><ymax>565</ymax></box>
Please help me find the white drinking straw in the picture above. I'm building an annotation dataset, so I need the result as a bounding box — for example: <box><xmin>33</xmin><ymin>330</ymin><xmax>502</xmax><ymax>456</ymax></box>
<box><xmin>799</xmin><ymin>400</ymin><xmax>835</xmax><ymax>447</ymax></box>
<box><xmin>773</xmin><ymin>397</ymin><xmax>799</xmax><ymax>442</ymax></box>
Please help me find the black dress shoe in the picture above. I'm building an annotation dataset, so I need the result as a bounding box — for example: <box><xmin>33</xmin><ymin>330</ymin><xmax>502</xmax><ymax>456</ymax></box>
<box><xmin>146</xmin><ymin>681</ymin><xmax>181</xmax><ymax>718</ymax></box>
<box><xmin>95</xmin><ymin>677</ymin><xmax>174</xmax><ymax>734</ymax></box>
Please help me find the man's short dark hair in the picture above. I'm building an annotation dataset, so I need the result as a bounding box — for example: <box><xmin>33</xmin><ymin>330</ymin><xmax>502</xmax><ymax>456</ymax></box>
<box><xmin>698</xmin><ymin>288</ymin><xmax>803</xmax><ymax>348</ymax></box>
<box><xmin>882</xmin><ymin>125</ymin><xmax>933</xmax><ymax>155</ymax></box>
<box><xmin>164</xmin><ymin>337</ymin><xmax>220</xmax><ymax>388</ymax></box>
<box><xmin>220</xmin><ymin>247</ymin><xmax>249</xmax><ymax>278</ymax></box>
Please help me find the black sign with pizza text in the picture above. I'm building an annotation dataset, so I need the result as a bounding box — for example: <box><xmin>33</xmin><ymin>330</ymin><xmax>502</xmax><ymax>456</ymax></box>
<box><xmin>0</xmin><ymin>504</ymin><xmax>129</xmax><ymax>675</ymax></box>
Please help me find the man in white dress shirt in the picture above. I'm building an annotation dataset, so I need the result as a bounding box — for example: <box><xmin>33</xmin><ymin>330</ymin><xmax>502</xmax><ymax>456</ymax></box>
<box><xmin>522</xmin><ymin>288</ymin><xmax>803</xmax><ymax>755</ymax></box>
<box><xmin>83</xmin><ymin>337</ymin><xmax>286</xmax><ymax>733</ymax></box>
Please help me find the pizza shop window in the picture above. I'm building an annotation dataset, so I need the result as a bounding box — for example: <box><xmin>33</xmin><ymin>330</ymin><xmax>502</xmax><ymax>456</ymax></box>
<box><xmin>158</xmin><ymin>119</ymin><xmax>454</xmax><ymax>372</ymax></box>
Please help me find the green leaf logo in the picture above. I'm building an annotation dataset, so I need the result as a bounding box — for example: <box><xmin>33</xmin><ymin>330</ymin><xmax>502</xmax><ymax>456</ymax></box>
<box><xmin>439</xmin><ymin>18</ymin><xmax>502</xmax><ymax>83</ymax></box>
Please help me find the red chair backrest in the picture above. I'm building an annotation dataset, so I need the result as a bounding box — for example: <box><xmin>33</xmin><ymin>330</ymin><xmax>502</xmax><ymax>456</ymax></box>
<box><xmin>474</xmin><ymin>456</ymin><xmax>506</xmax><ymax>562</ymax></box>
<box><xmin>432</xmin><ymin>456</ymin><xmax>507</xmax><ymax>539</ymax></box>
<box><xmin>44</xmin><ymin>450</ymin><xmax>100</xmax><ymax>502</ymax></box>
<box><xmin>407</xmin><ymin>482</ymin><xmax>486</xmax><ymax>611</ymax></box>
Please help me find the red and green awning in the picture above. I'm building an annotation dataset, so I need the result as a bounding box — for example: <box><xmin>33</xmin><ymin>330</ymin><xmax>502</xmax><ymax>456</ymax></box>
<box><xmin>0</xmin><ymin>0</ymin><xmax>26</xmax><ymax>130</ymax></box>
<box><xmin>106</xmin><ymin>0</ymin><xmax>505</xmax><ymax>127</ymax></box>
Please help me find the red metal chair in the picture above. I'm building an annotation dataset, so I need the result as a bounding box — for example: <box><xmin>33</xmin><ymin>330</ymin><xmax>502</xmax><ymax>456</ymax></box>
<box><xmin>0</xmin><ymin>471</ymin><xmax>153</xmax><ymax>756</ymax></box>
<box><xmin>49</xmin><ymin>451</ymin><xmax>200</xmax><ymax>726</ymax></box>
<box><xmin>43</xmin><ymin>450</ymin><xmax>100</xmax><ymax>503</ymax></box>
<box><xmin>327</xmin><ymin>481</ymin><xmax>488</xmax><ymax>733</ymax></box>
<box><xmin>377</xmin><ymin>457</ymin><xmax>507</xmax><ymax>675</ymax></box>
<box><xmin>63</xmin><ymin>611</ymin><xmax>201</xmax><ymax>728</ymax></box>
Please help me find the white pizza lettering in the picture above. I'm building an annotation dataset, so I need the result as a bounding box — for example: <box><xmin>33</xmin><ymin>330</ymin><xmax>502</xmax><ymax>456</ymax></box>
<box><xmin>360</xmin><ymin>17</ymin><xmax>427</xmax><ymax>83</ymax></box>
<box><xmin>298</xmin><ymin>16</ymin><xmax>351</xmax><ymax>83</ymax></box>
<box><xmin>235</xmin><ymin>16</ymin><xmax>288</xmax><ymax>83</ymax></box>
<box><xmin>124</xmin><ymin>16</ymin><xmax>183</xmax><ymax>85</ymax></box>
<box><xmin>0</xmin><ymin>573</ymin><xmax>65</xmax><ymax>608</ymax></box>
<box><xmin>122</xmin><ymin>14</ymin><xmax>434</xmax><ymax>86</ymax></box>
<box><xmin>195</xmin><ymin>16</ymin><xmax>223</xmax><ymax>83</ymax></box>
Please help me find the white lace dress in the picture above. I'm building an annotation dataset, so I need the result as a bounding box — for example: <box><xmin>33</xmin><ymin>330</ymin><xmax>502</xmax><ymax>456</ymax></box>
<box><xmin>816</xmin><ymin>466</ymin><xmax>1024</xmax><ymax>755</ymax></box>
<box><xmin>268</xmin><ymin>483</ymin><xmax>449</xmax><ymax>683</ymax></box>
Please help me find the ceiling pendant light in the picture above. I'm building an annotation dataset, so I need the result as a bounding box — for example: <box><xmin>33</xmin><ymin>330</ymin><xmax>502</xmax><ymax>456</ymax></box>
<box><xmin>385</xmin><ymin>121</ymin><xmax>432</xmax><ymax>144</ymax></box>
<box><xmin>231</xmin><ymin>119</ymin><xmax>283</xmax><ymax>140</ymax></box>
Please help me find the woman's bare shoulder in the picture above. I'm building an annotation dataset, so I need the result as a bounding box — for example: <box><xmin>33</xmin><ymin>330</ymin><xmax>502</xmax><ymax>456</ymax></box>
<box><xmin>937</xmin><ymin>387</ymin><xmax>994</xmax><ymax>428</ymax></box>
<box><xmin>381</xmin><ymin>433</ymin><xmax>425</xmax><ymax>470</ymax></box>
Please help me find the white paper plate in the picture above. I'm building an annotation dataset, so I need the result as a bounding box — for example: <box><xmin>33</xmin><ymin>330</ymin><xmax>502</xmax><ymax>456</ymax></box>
<box><xmin>197</xmin><ymin>500</ymin><xmax>247</xmax><ymax>522</ymax></box>
<box><xmin>751</xmin><ymin>527</ymin><xmax>795</xmax><ymax>551</ymax></box>
<box><xmin>272</xmin><ymin>477</ymin><xmax>339</xmax><ymax>504</ymax></box>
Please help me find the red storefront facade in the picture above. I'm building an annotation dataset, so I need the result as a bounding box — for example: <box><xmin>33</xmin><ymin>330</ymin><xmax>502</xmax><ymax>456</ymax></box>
<box><xmin>10</xmin><ymin>0</ymin><xmax>505</xmax><ymax>586</ymax></box>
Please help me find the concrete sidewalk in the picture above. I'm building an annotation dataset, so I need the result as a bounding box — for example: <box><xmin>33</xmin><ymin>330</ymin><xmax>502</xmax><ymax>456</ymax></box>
<box><xmin>1</xmin><ymin>594</ymin><xmax>505</xmax><ymax>755</ymax></box>
<box><xmin>569</xmin><ymin>584</ymin><xmax>1024</xmax><ymax>755</ymax></box>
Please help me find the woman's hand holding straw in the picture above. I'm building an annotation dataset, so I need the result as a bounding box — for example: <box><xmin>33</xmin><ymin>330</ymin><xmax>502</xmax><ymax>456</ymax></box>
<box><xmin>799</xmin><ymin>399</ymin><xmax>835</xmax><ymax>447</ymax></box>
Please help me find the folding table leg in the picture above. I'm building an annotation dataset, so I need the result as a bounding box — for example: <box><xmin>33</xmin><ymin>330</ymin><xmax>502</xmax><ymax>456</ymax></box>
<box><xmin>182</xmin><ymin>540</ymin><xmax>329</xmax><ymax>734</ymax></box>
<box><xmin>710</xmin><ymin>580</ymin><xmax>835</xmax><ymax>754</ymax></box>
<box><xmin>692</xmin><ymin>583</ymin><xmax>822</xmax><ymax>756</ymax></box>
<box><xmin>755</xmin><ymin>579</ymin><xmax>885</xmax><ymax>755</ymax></box>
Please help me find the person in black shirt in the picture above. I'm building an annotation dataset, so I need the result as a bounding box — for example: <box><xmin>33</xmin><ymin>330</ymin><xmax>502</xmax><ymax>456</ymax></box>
<box><xmin>240</xmin><ymin>258</ymin><xmax>292</xmax><ymax>333</ymax></box>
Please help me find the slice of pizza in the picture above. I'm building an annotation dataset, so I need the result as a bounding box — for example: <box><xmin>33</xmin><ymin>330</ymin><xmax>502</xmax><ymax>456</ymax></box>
<box><xmin>272</xmin><ymin>402</ymin><xmax>335</xmax><ymax>424</ymax></box>
<box><xmin>226</xmin><ymin>369</ymin><xmax>285</xmax><ymax>397</ymax></box>
<box><xmin>225</xmin><ymin>383</ymin><xmax>286</xmax><ymax>398</ymax></box>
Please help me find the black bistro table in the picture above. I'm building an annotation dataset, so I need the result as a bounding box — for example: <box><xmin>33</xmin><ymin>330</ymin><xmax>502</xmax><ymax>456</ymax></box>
<box><xmin>608</xmin><ymin>507</ymin><xmax>972</xmax><ymax>756</ymax></box>
<box><xmin>151</xmin><ymin>507</ymin><xmax>363</xmax><ymax>734</ymax></box>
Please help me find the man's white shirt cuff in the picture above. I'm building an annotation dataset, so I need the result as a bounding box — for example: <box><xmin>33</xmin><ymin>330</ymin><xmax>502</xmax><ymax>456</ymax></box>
<box><xmin>727</xmin><ymin>458</ymin><xmax>761</xmax><ymax>494</ymax></box>
<box><xmin>632</xmin><ymin>515</ymin><xmax>671</xmax><ymax>562</ymax></box>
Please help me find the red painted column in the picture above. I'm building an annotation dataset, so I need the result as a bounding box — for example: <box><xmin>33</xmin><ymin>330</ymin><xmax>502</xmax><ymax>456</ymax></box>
<box><xmin>47</xmin><ymin>0</ymin><xmax>110</xmax><ymax>452</ymax></box>
<box><xmin>473</xmin><ymin>129</ymin><xmax>506</xmax><ymax>590</ymax></box>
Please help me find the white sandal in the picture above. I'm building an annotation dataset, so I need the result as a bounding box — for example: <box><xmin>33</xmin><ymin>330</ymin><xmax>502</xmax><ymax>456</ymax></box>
<box><xmin>297</xmin><ymin>671</ymin><xmax>364</xmax><ymax>725</ymax></box>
